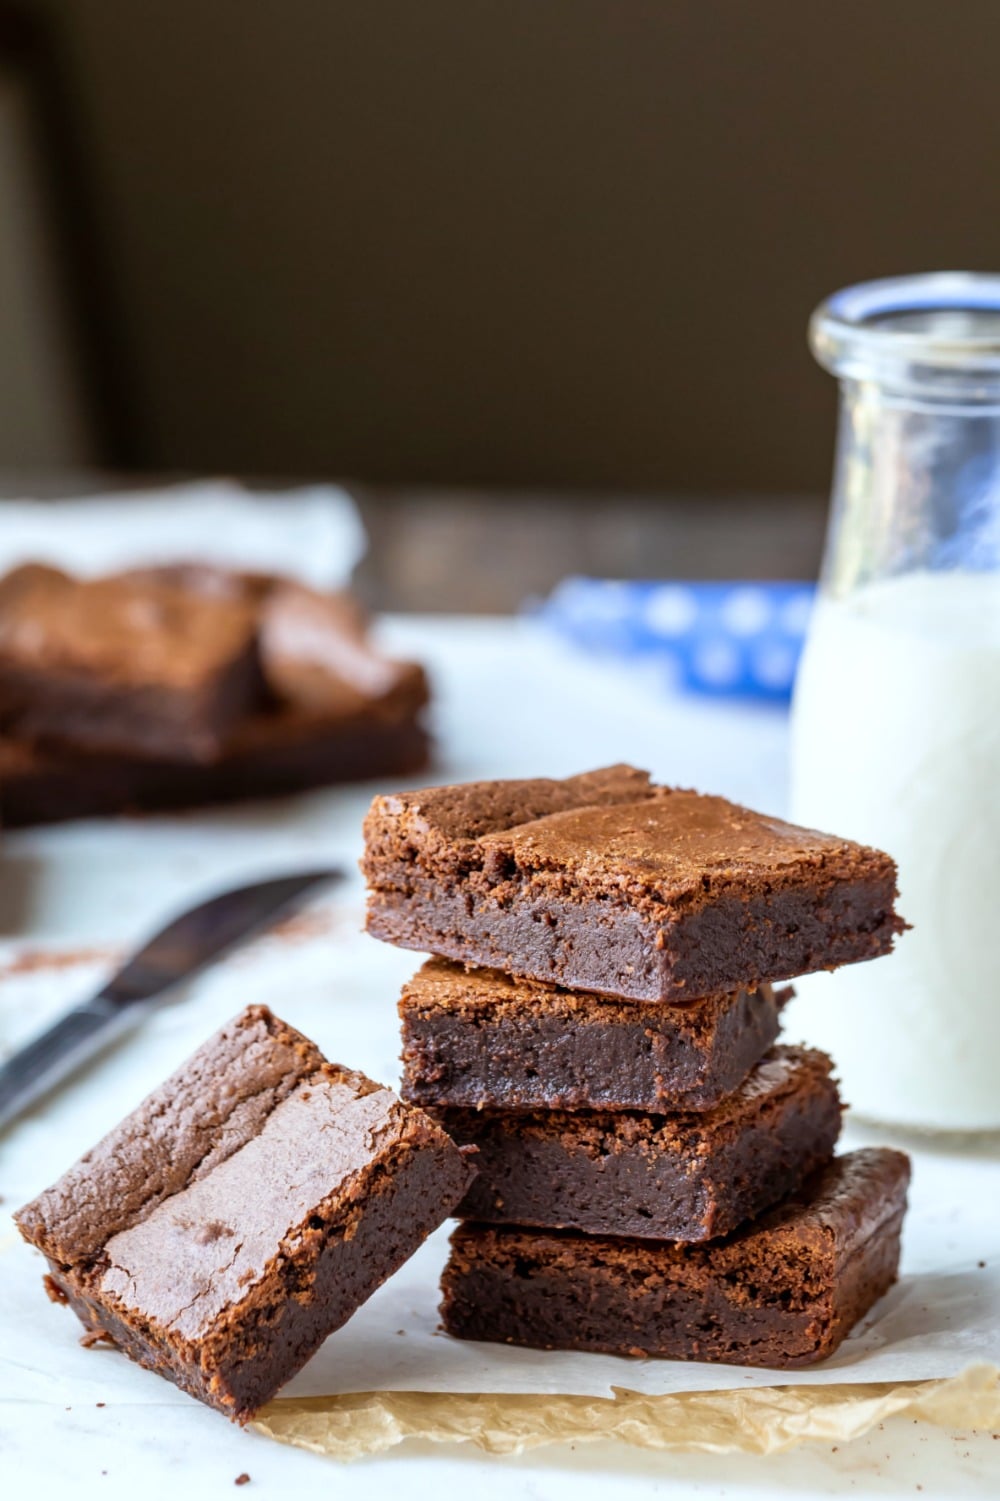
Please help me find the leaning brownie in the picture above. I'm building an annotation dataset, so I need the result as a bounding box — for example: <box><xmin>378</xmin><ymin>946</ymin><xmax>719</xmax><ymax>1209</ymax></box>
<box><xmin>15</xmin><ymin>1006</ymin><xmax>473</xmax><ymax>1420</ymax></box>
<box><xmin>440</xmin><ymin>1148</ymin><xmax>910</xmax><ymax>1368</ymax></box>
<box><xmin>0</xmin><ymin>565</ymin><xmax>261</xmax><ymax>760</ymax></box>
<box><xmin>436</xmin><ymin>1046</ymin><xmax>841</xmax><ymax>1241</ymax></box>
<box><xmin>400</xmin><ymin>958</ymin><xmax>786</xmax><ymax>1111</ymax></box>
<box><xmin>364</xmin><ymin>765</ymin><xmax>904</xmax><ymax>1002</ymax></box>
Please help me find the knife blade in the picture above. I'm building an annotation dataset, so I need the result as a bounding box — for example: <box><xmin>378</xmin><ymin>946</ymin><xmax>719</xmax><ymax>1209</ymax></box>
<box><xmin>0</xmin><ymin>867</ymin><xmax>342</xmax><ymax>1132</ymax></box>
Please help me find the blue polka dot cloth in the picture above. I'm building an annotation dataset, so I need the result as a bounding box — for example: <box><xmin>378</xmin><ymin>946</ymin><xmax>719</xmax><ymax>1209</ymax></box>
<box><xmin>535</xmin><ymin>579</ymin><xmax>816</xmax><ymax>700</ymax></box>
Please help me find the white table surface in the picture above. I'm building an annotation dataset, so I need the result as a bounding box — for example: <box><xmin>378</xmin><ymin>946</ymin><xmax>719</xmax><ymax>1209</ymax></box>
<box><xmin>1</xmin><ymin>616</ymin><xmax>998</xmax><ymax>1500</ymax></box>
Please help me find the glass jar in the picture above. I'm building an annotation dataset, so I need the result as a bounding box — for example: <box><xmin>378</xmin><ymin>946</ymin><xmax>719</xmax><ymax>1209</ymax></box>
<box><xmin>789</xmin><ymin>272</ymin><xmax>1000</xmax><ymax>1132</ymax></box>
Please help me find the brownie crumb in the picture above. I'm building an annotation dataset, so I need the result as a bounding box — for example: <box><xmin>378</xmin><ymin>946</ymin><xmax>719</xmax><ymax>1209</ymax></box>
<box><xmin>43</xmin><ymin>1274</ymin><xmax>69</xmax><ymax>1304</ymax></box>
<box><xmin>79</xmin><ymin>1328</ymin><xmax>114</xmax><ymax>1349</ymax></box>
<box><xmin>96</xmin><ymin>1402</ymin><xmax>105</xmax><ymax>1408</ymax></box>
<box><xmin>235</xmin><ymin>1475</ymin><xmax>251</xmax><ymax>1487</ymax></box>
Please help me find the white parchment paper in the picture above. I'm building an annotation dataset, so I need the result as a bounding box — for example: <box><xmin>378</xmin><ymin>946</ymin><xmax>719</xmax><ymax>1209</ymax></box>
<box><xmin>0</xmin><ymin>619</ymin><xmax>997</xmax><ymax>1419</ymax></box>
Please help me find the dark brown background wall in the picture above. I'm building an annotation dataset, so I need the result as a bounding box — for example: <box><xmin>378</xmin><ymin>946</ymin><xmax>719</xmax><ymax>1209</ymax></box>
<box><xmin>41</xmin><ymin>0</ymin><xmax>1000</xmax><ymax>490</ymax></box>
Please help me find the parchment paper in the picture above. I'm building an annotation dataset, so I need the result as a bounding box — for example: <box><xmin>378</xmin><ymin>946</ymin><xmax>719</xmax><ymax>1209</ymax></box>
<box><xmin>252</xmin><ymin>1365</ymin><xmax>1000</xmax><ymax>1461</ymax></box>
<box><xmin>1</xmin><ymin>617</ymin><xmax>998</xmax><ymax>1461</ymax></box>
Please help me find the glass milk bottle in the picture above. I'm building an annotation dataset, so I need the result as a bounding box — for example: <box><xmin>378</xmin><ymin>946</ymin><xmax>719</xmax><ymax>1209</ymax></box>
<box><xmin>789</xmin><ymin>273</ymin><xmax>1000</xmax><ymax>1131</ymax></box>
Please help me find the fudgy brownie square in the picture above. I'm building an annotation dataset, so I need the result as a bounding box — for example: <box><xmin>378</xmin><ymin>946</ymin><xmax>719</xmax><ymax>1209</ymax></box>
<box><xmin>440</xmin><ymin>1148</ymin><xmax>910</xmax><ymax>1368</ymax></box>
<box><xmin>0</xmin><ymin>565</ymin><xmax>261</xmax><ymax>759</ymax></box>
<box><xmin>15</xmin><ymin>1006</ymin><xmax>473</xmax><ymax>1420</ymax></box>
<box><xmin>399</xmin><ymin>958</ymin><xmax>786</xmax><ymax>1111</ymax></box>
<box><xmin>436</xmin><ymin>1045</ymin><xmax>841</xmax><ymax>1241</ymax></box>
<box><xmin>363</xmin><ymin>765</ymin><xmax>905</xmax><ymax>1002</ymax></box>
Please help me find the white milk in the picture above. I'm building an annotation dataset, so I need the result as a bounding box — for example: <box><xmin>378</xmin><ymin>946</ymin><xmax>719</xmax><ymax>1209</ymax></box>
<box><xmin>788</xmin><ymin>569</ymin><xmax>1000</xmax><ymax>1131</ymax></box>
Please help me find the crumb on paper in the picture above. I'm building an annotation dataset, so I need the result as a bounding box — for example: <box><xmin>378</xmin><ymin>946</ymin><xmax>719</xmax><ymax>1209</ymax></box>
<box><xmin>0</xmin><ymin>946</ymin><xmax>118</xmax><ymax>980</ymax></box>
<box><xmin>261</xmin><ymin>907</ymin><xmax>339</xmax><ymax>948</ymax></box>
<box><xmin>96</xmin><ymin>1402</ymin><xmax>105</xmax><ymax>1408</ymax></box>
<box><xmin>80</xmin><ymin>1328</ymin><xmax>114</xmax><ymax>1349</ymax></box>
<box><xmin>235</xmin><ymin>1475</ymin><xmax>250</xmax><ymax>1487</ymax></box>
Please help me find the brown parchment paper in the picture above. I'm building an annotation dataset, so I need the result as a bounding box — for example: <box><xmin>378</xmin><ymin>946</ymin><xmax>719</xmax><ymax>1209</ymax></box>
<box><xmin>251</xmin><ymin>1361</ymin><xmax>1000</xmax><ymax>1463</ymax></box>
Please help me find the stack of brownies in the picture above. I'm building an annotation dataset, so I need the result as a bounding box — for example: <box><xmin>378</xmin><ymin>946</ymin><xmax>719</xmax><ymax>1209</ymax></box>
<box><xmin>0</xmin><ymin>561</ymin><xmax>429</xmax><ymax>826</ymax></box>
<box><xmin>363</xmin><ymin>764</ymin><xmax>912</xmax><ymax>1369</ymax></box>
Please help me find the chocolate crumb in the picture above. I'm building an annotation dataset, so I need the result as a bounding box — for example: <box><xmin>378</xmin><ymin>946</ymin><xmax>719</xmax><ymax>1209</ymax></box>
<box><xmin>235</xmin><ymin>1475</ymin><xmax>251</xmax><ymax>1487</ymax></box>
<box><xmin>96</xmin><ymin>1402</ymin><xmax>105</xmax><ymax>1408</ymax></box>
<box><xmin>43</xmin><ymin>1274</ymin><xmax>69</xmax><ymax>1305</ymax></box>
<box><xmin>79</xmin><ymin>1328</ymin><xmax>113</xmax><ymax>1349</ymax></box>
<box><xmin>0</xmin><ymin>946</ymin><xmax>117</xmax><ymax>980</ymax></box>
<box><xmin>978</xmin><ymin>1260</ymin><xmax>987</xmax><ymax>1268</ymax></box>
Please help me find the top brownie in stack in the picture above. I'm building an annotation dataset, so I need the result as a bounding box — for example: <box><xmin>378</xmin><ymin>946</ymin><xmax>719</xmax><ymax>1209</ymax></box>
<box><xmin>364</xmin><ymin>765</ymin><xmax>905</xmax><ymax>1002</ymax></box>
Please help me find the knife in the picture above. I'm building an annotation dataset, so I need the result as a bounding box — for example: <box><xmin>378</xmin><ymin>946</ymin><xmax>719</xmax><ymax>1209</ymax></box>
<box><xmin>0</xmin><ymin>868</ymin><xmax>341</xmax><ymax>1132</ymax></box>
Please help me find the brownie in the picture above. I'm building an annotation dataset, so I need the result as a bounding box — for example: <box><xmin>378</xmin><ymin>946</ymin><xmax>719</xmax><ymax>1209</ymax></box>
<box><xmin>363</xmin><ymin>765</ymin><xmax>905</xmax><ymax>1002</ymax></box>
<box><xmin>435</xmin><ymin>1045</ymin><xmax>841</xmax><ymax>1241</ymax></box>
<box><xmin>123</xmin><ymin>567</ymin><xmax>429</xmax><ymax>722</ymax></box>
<box><xmin>0</xmin><ymin>707</ymin><xmax>430</xmax><ymax>827</ymax></box>
<box><xmin>0</xmin><ymin>565</ymin><xmax>262</xmax><ymax>760</ymax></box>
<box><xmin>440</xmin><ymin>1148</ymin><xmax>910</xmax><ymax>1368</ymax></box>
<box><xmin>257</xmin><ymin>581</ymin><xmax>428</xmax><ymax>717</ymax></box>
<box><xmin>15</xmin><ymin>1006</ymin><xmax>473</xmax><ymax>1420</ymax></box>
<box><xmin>399</xmin><ymin>958</ymin><xmax>786</xmax><ymax>1111</ymax></box>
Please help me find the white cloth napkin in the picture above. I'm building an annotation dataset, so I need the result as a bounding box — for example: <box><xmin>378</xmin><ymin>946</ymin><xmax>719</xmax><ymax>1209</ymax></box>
<box><xmin>0</xmin><ymin>479</ymin><xmax>366</xmax><ymax>587</ymax></box>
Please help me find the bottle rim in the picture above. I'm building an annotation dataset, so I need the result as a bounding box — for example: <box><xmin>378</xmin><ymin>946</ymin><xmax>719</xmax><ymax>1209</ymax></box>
<box><xmin>810</xmin><ymin>272</ymin><xmax>1000</xmax><ymax>394</ymax></box>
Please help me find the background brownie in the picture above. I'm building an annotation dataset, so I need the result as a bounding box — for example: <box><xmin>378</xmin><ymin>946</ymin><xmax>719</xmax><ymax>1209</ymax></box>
<box><xmin>400</xmin><ymin>958</ymin><xmax>786</xmax><ymax>1111</ymax></box>
<box><xmin>363</xmin><ymin>765</ymin><xmax>905</xmax><ymax>1002</ymax></box>
<box><xmin>440</xmin><ymin>1148</ymin><xmax>910</xmax><ymax>1368</ymax></box>
<box><xmin>435</xmin><ymin>1045</ymin><xmax>841</xmax><ymax>1241</ymax></box>
<box><xmin>0</xmin><ymin>562</ymin><xmax>432</xmax><ymax>825</ymax></box>
<box><xmin>0</xmin><ymin>565</ymin><xmax>261</xmax><ymax>760</ymax></box>
<box><xmin>0</xmin><ymin>708</ymin><xmax>429</xmax><ymax>827</ymax></box>
<box><xmin>16</xmin><ymin>1006</ymin><xmax>473</xmax><ymax>1421</ymax></box>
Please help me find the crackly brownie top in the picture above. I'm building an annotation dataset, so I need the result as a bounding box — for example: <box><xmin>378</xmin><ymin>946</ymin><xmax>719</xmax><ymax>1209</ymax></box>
<box><xmin>452</xmin><ymin>1148</ymin><xmax>910</xmax><ymax>1281</ymax></box>
<box><xmin>364</xmin><ymin>765</ymin><xmax>899</xmax><ymax>908</ymax></box>
<box><xmin>401</xmin><ymin>956</ymin><xmax>779</xmax><ymax>1035</ymax></box>
<box><xmin>95</xmin><ymin>1071</ymin><xmax>424</xmax><ymax>1340</ymax></box>
<box><xmin>437</xmin><ymin>1044</ymin><xmax>837</xmax><ymax>1154</ymax></box>
<box><xmin>15</xmin><ymin>1006</ymin><xmax>414</xmax><ymax>1276</ymax></box>
<box><xmin>0</xmin><ymin>565</ymin><xmax>257</xmax><ymax>690</ymax></box>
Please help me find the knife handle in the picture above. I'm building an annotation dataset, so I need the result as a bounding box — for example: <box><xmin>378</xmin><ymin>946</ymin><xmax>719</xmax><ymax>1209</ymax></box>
<box><xmin>0</xmin><ymin>996</ymin><xmax>137</xmax><ymax>1133</ymax></box>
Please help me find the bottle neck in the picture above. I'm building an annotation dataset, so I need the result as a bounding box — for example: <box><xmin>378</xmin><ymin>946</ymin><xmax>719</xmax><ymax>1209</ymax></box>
<box><xmin>820</xmin><ymin>376</ymin><xmax>1000</xmax><ymax>600</ymax></box>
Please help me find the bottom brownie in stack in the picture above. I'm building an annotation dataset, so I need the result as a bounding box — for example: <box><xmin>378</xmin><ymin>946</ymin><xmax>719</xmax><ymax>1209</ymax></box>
<box><xmin>440</xmin><ymin>1150</ymin><xmax>910</xmax><ymax>1368</ymax></box>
